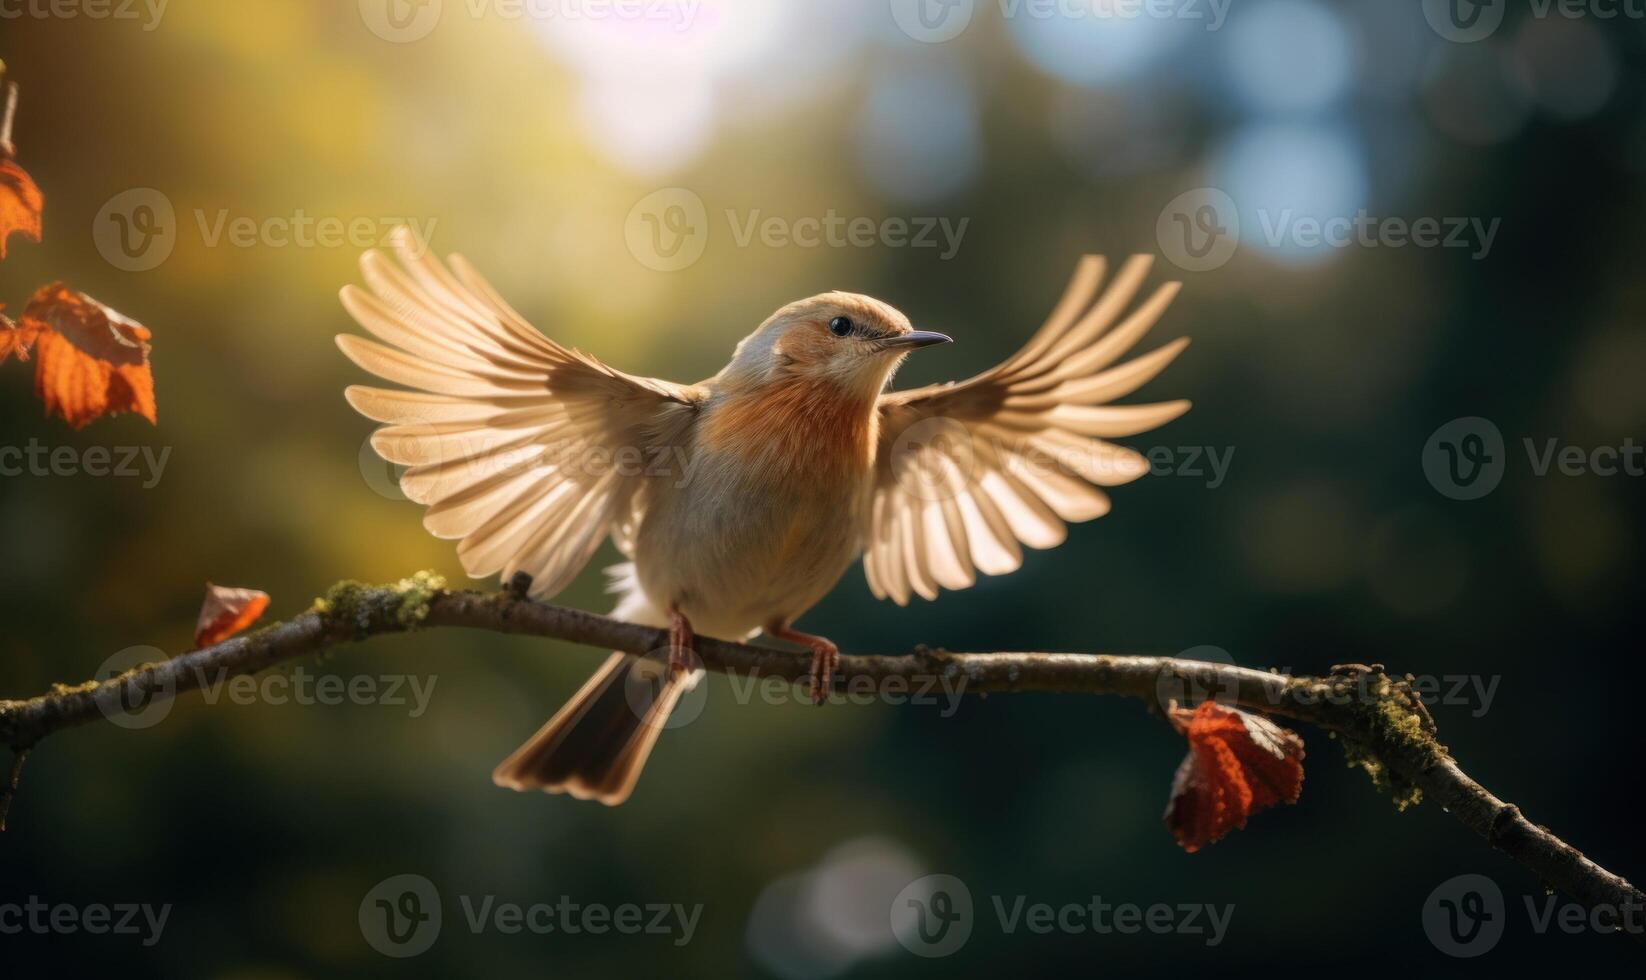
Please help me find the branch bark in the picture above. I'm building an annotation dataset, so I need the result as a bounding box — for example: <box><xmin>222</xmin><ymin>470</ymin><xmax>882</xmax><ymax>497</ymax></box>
<box><xmin>0</xmin><ymin>75</ymin><xmax>18</xmax><ymax>160</ymax></box>
<box><xmin>1</xmin><ymin>575</ymin><xmax>1640</xmax><ymax>946</ymax></box>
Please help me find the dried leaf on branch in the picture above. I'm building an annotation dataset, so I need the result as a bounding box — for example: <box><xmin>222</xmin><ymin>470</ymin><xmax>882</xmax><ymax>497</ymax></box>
<box><xmin>195</xmin><ymin>584</ymin><xmax>272</xmax><ymax>648</ymax></box>
<box><xmin>1165</xmin><ymin>701</ymin><xmax>1305</xmax><ymax>852</ymax></box>
<box><xmin>0</xmin><ymin>158</ymin><xmax>41</xmax><ymax>259</ymax></box>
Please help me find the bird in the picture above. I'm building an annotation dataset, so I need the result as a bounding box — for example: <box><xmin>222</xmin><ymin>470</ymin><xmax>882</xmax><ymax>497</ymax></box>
<box><xmin>337</xmin><ymin>228</ymin><xmax>1191</xmax><ymax>805</ymax></box>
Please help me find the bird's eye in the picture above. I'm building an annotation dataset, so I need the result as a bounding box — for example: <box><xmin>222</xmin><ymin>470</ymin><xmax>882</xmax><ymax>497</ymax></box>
<box><xmin>828</xmin><ymin>316</ymin><xmax>853</xmax><ymax>337</ymax></box>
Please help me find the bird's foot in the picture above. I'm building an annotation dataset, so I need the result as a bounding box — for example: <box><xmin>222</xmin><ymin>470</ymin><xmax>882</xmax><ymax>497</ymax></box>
<box><xmin>807</xmin><ymin>640</ymin><xmax>840</xmax><ymax>705</ymax></box>
<box><xmin>667</xmin><ymin>605</ymin><xmax>695</xmax><ymax>676</ymax></box>
<box><xmin>505</xmin><ymin>571</ymin><xmax>533</xmax><ymax>600</ymax></box>
<box><xmin>768</xmin><ymin>624</ymin><xmax>839</xmax><ymax>705</ymax></box>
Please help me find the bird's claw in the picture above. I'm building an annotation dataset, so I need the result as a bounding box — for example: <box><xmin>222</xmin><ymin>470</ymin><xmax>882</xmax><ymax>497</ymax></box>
<box><xmin>505</xmin><ymin>571</ymin><xmax>533</xmax><ymax>600</ymax></box>
<box><xmin>668</xmin><ymin>606</ymin><xmax>694</xmax><ymax>676</ymax></box>
<box><xmin>807</xmin><ymin>640</ymin><xmax>839</xmax><ymax>705</ymax></box>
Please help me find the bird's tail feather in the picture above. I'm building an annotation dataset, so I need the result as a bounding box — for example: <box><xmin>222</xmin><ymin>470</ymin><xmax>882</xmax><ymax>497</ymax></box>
<box><xmin>491</xmin><ymin>651</ymin><xmax>697</xmax><ymax>805</ymax></box>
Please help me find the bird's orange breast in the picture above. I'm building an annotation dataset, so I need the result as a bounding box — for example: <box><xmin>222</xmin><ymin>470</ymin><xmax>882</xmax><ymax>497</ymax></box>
<box><xmin>698</xmin><ymin>378</ymin><xmax>878</xmax><ymax>483</ymax></box>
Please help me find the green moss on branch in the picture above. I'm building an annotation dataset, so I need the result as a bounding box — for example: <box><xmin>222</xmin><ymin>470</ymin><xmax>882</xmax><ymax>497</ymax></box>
<box><xmin>311</xmin><ymin>571</ymin><xmax>447</xmax><ymax>637</ymax></box>
<box><xmin>1328</xmin><ymin>668</ymin><xmax>1448</xmax><ymax>812</ymax></box>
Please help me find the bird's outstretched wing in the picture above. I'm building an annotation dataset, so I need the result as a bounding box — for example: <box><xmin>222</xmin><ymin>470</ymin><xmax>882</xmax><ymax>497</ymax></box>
<box><xmin>337</xmin><ymin>228</ymin><xmax>703</xmax><ymax>599</ymax></box>
<box><xmin>864</xmin><ymin>255</ymin><xmax>1190</xmax><ymax>604</ymax></box>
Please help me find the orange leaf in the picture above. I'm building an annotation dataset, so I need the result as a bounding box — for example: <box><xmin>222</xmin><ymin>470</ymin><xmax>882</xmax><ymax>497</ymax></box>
<box><xmin>0</xmin><ymin>159</ymin><xmax>42</xmax><ymax>259</ymax></box>
<box><xmin>19</xmin><ymin>283</ymin><xmax>157</xmax><ymax>429</ymax></box>
<box><xmin>1164</xmin><ymin>701</ymin><xmax>1305</xmax><ymax>852</ymax></box>
<box><xmin>0</xmin><ymin>306</ymin><xmax>43</xmax><ymax>364</ymax></box>
<box><xmin>195</xmin><ymin>584</ymin><xmax>271</xmax><ymax>648</ymax></box>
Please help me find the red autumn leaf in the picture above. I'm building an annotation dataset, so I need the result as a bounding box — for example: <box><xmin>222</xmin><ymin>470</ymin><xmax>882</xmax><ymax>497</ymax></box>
<box><xmin>0</xmin><ymin>158</ymin><xmax>42</xmax><ymax>260</ymax></box>
<box><xmin>195</xmin><ymin>584</ymin><xmax>271</xmax><ymax>648</ymax></box>
<box><xmin>1</xmin><ymin>306</ymin><xmax>43</xmax><ymax>364</ymax></box>
<box><xmin>16</xmin><ymin>283</ymin><xmax>157</xmax><ymax>429</ymax></box>
<box><xmin>1164</xmin><ymin>701</ymin><xmax>1305</xmax><ymax>853</ymax></box>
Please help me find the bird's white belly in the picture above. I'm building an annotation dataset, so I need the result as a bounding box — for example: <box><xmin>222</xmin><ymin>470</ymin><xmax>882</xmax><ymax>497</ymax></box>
<box><xmin>631</xmin><ymin>453</ymin><xmax>868</xmax><ymax>640</ymax></box>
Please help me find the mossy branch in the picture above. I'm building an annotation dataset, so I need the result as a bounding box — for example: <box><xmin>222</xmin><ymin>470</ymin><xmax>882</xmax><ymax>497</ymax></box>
<box><xmin>0</xmin><ymin>574</ymin><xmax>1639</xmax><ymax>947</ymax></box>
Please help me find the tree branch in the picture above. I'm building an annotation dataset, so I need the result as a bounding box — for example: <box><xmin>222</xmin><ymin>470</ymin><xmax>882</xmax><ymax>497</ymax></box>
<box><xmin>0</xmin><ymin>74</ymin><xmax>18</xmax><ymax>160</ymax></box>
<box><xmin>0</xmin><ymin>747</ymin><xmax>25</xmax><ymax>832</ymax></box>
<box><xmin>1</xmin><ymin>575</ymin><xmax>1640</xmax><ymax>945</ymax></box>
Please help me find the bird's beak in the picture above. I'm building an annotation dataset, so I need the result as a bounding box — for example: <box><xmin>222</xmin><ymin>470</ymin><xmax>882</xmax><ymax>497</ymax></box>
<box><xmin>880</xmin><ymin>330</ymin><xmax>953</xmax><ymax>351</ymax></box>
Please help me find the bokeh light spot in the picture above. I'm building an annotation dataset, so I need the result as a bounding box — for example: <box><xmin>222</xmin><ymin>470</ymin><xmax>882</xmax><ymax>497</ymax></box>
<box><xmin>1006</xmin><ymin>1</ymin><xmax>1192</xmax><ymax>87</ymax></box>
<box><xmin>1213</xmin><ymin>122</ymin><xmax>1368</xmax><ymax>265</ymax></box>
<box><xmin>1225</xmin><ymin>0</ymin><xmax>1355</xmax><ymax>114</ymax></box>
<box><xmin>856</xmin><ymin>64</ymin><xmax>981</xmax><ymax>203</ymax></box>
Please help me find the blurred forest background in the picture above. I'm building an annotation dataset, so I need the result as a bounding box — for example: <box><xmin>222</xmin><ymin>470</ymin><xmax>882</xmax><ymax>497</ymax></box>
<box><xmin>3</xmin><ymin>0</ymin><xmax>1645</xmax><ymax>975</ymax></box>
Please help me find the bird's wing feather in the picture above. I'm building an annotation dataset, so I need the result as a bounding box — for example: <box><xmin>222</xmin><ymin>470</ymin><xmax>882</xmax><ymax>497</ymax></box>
<box><xmin>338</xmin><ymin>227</ymin><xmax>703</xmax><ymax>599</ymax></box>
<box><xmin>864</xmin><ymin>255</ymin><xmax>1190</xmax><ymax>604</ymax></box>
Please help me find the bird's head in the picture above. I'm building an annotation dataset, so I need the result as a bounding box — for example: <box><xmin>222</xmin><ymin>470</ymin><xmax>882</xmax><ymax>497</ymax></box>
<box><xmin>721</xmin><ymin>291</ymin><xmax>951</xmax><ymax>400</ymax></box>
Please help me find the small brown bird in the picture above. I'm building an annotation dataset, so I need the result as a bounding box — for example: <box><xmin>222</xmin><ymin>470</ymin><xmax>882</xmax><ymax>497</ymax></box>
<box><xmin>339</xmin><ymin>229</ymin><xmax>1190</xmax><ymax>804</ymax></box>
